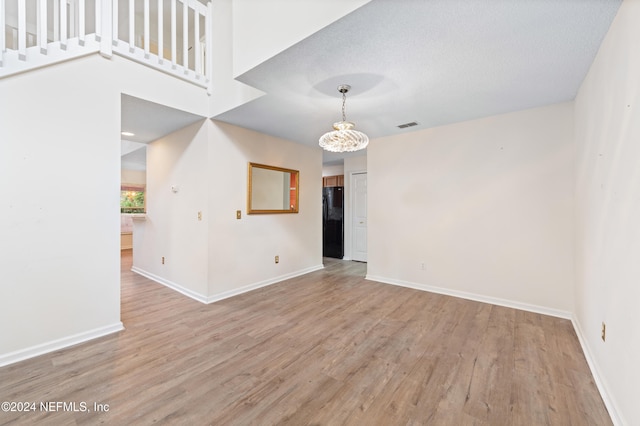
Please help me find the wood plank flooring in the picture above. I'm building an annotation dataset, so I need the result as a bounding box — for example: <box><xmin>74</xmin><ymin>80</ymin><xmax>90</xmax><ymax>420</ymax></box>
<box><xmin>0</xmin><ymin>251</ymin><xmax>611</xmax><ymax>425</ymax></box>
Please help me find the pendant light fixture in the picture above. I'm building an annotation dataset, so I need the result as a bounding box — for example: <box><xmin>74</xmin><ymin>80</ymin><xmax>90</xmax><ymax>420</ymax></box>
<box><xmin>319</xmin><ymin>84</ymin><xmax>369</xmax><ymax>152</ymax></box>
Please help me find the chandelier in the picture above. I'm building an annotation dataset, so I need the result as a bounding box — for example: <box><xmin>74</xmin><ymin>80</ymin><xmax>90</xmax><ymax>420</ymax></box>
<box><xmin>319</xmin><ymin>84</ymin><xmax>369</xmax><ymax>152</ymax></box>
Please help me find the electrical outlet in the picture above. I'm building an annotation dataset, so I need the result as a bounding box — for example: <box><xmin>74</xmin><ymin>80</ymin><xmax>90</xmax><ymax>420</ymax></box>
<box><xmin>162</xmin><ymin>256</ymin><xmax>165</xmax><ymax>265</ymax></box>
<box><xmin>601</xmin><ymin>322</ymin><xmax>606</xmax><ymax>342</ymax></box>
<box><xmin>421</xmin><ymin>262</ymin><xmax>425</xmax><ymax>270</ymax></box>
<box><xmin>275</xmin><ymin>255</ymin><xmax>279</xmax><ymax>264</ymax></box>
<box><xmin>197</xmin><ymin>211</ymin><xmax>202</xmax><ymax>221</ymax></box>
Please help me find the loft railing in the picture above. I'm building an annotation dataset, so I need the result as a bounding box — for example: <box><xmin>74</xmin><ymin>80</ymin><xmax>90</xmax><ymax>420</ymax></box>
<box><xmin>0</xmin><ymin>0</ymin><xmax>212</xmax><ymax>91</ymax></box>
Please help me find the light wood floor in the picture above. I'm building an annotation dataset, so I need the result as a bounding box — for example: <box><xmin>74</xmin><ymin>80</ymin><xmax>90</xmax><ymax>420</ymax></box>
<box><xmin>1</xmin><ymin>251</ymin><xmax>611</xmax><ymax>425</ymax></box>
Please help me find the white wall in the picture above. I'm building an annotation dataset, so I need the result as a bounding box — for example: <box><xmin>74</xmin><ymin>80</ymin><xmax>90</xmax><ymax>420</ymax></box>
<box><xmin>133</xmin><ymin>121</ymin><xmax>210</xmax><ymax>300</ymax></box>
<box><xmin>206</xmin><ymin>121</ymin><xmax>323</xmax><ymax>300</ymax></box>
<box><xmin>132</xmin><ymin>120</ymin><xmax>322</xmax><ymax>303</ymax></box>
<box><xmin>322</xmin><ymin>164</ymin><xmax>344</xmax><ymax>177</ymax></box>
<box><xmin>210</xmin><ymin>0</ymin><xmax>370</xmax><ymax>117</ymax></box>
<box><xmin>367</xmin><ymin>103</ymin><xmax>575</xmax><ymax>316</ymax></box>
<box><xmin>232</xmin><ymin>0</ymin><xmax>371</xmax><ymax>77</ymax></box>
<box><xmin>0</xmin><ymin>56</ymin><xmax>122</xmax><ymax>363</ymax></box>
<box><xmin>115</xmin><ymin>56</ymin><xmax>209</xmax><ymax>118</ymax></box>
<box><xmin>0</xmin><ymin>53</ymin><xmax>211</xmax><ymax>365</ymax></box>
<box><xmin>209</xmin><ymin>0</ymin><xmax>265</xmax><ymax>117</ymax></box>
<box><xmin>121</xmin><ymin>169</ymin><xmax>146</xmax><ymax>186</ymax></box>
<box><xmin>574</xmin><ymin>1</ymin><xmax>640</xmax><ymax>424</ymax></box>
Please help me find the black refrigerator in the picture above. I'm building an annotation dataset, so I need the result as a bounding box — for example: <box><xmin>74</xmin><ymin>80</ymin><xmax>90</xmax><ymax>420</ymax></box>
<box><xmin>322</xmin><ymin>186</ymin><xmax>344</xmax><ymax>258</ymax></box>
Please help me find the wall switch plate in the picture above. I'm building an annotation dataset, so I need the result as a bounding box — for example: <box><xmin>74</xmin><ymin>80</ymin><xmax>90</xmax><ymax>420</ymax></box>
<box><xmin>236</xmin><ymin>210</ymin><xmax>241</xmax><ymax>219</ymax></box>
<box><xmin>601</xmin><ymin>322</ymin><xmax>606</xmax><ymax>342</ymax></box>
<box><xmin>198</xmin><ymin>211</ymin><xmax>202</xmax><ymax>221</ymax></box>
<box><xmin>162</xmin><ymin>256</ymin><xmax>165</xmax><ymax>265</ymax></box>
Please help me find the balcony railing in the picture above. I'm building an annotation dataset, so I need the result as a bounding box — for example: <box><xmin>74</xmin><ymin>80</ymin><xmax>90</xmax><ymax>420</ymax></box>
<box><xmin>0</xmin><ymin>0</ymin><xmax>212</xmax><ymax>91</ymax></box>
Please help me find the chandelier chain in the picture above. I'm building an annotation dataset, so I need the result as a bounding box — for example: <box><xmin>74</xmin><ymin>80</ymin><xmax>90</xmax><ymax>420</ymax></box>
<box><xmin>342</xmin><ymin>91</ymin><xmax>347</xmax><ymax>122</ymax></box>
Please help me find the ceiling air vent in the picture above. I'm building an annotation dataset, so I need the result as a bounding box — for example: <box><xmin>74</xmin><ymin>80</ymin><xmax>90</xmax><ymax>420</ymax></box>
<box><xmin>397</xmin><ymin>121</ymin><xmax>418</xmax><ymax>129</ymax></box>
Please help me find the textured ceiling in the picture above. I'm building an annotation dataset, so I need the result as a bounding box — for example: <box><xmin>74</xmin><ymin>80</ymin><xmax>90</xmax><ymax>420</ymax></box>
<box><xmin>213</xmin><ymin>0</ymin><xmax>622</xmax><ymax>164</ymax></box>
<box><xmin>120</xmin><ymin>0</ymin><xmax>621</xmax><ymax>166</ymax></box>
<box><xmin>120</xmin><ymin>94</ymin><xmax>205</xmax><ymax>170</ymax></box>
<box><xmin>120</xmin><ymin>139</ymin><xmax>147</xmax><ymax>171</ymax></box>
<box><xmin>121</xmin><ymin>94</ymin><xmax>205</xmax><ymax>144</ymax></box>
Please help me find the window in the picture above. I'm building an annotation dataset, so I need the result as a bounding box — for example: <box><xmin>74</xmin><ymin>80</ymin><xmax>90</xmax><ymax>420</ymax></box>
<box><xmin>121</xmin><ymin>185</ymin><xmax>145</xmax><ymax>213</ymax></box>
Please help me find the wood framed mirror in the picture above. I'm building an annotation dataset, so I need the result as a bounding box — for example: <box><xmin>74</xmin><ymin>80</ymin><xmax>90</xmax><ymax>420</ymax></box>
<box><xmin>247</xmin><ymin>163</ymin><xmax>299</xmax><ymax>214</ymax></box>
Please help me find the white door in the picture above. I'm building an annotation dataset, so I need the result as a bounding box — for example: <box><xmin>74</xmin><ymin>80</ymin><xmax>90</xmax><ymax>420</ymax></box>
<box><xmin>352</xmin><ymin>172</ymin><xmax>367</xmax><ymax>262</ymax></box>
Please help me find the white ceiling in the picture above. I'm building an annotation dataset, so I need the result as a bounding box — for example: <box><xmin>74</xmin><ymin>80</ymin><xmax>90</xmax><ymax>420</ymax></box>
<box><xmin>213</xmin><ymin>0</ymin><xmax>621</xmax><ymax>164</ymax></box>
<box><xmin>121</xmin><ymin>94</ymin><xmax>205</xmax><ymax>143</ymax></box>
<box><xmin>120</xmin><ymin>140</ymin><xmax>148</xmax><ymax>171</ymax></box>
<box><xmin>121</xmin><ymin>0</ymin><xmax>622</xmax><ymax>166</ymax></box>
<box><xmin>120</xmin><ymin>94</ymin><xmax>205</xmax><ymax>170</ymax></box>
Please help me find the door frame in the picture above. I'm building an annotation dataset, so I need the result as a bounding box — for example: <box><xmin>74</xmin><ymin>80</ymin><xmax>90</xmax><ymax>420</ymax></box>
<box><xmin>347</xmin><ymin>170</ymin><xmax>367</xmax><ymax>262</ymax></box>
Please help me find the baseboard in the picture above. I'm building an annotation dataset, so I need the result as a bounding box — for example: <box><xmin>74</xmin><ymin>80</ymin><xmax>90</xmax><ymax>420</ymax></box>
<box><xmin>571</xmin><ymin>317</ymin><xmax>623</xmax><ymax>426</ymax></box>
<box><xmin>206</xmin><ymin>264</ymin><xmax>325</xmax><ymax>304</ymax></box>
<box><xmin>132</xmin><ymin>264</ymin><xmax>325</xmax><ymax>305</ymax></box>
<box><xmin>365</xmin><ymin>275</ymin><xmax>572</xmax><ymax>319</ymax></box>
<box><xmin>0</xmin><ymin>322</ymin><xmax>124</xmax><ymax>367</ymax></box>
<box><xmin>131</xmin><ymin>266</ymin><xmax>209</xmax><ymax>303</ymax></box>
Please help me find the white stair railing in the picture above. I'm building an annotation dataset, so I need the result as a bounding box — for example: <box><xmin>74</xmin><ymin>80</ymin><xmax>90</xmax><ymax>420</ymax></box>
<box><xmin>0</xmin><ymin>0</ymin><xmax>211</xmax><ymax>91</ymax></box>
